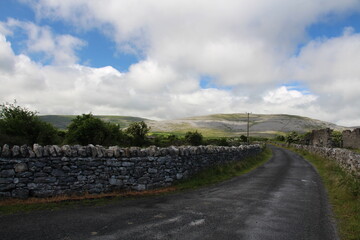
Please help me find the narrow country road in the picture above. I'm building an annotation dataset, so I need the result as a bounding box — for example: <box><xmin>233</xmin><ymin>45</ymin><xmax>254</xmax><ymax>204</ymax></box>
<box><xmin>0</xmin><ymin>146</ymin><xmax>338</xmax><ymax>240</ymax></box>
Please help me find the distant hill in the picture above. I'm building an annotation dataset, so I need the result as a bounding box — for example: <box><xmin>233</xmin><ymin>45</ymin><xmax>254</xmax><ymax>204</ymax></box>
<box><xmin>39</xmin><ymin>115</ymin><xmax>148</xmax><ymax>130</ymax></box>
<box><xmin>146</xmin><ymin>113</ymin><xmax>351</xmax><ymax>137</ymax></box>
<box><xmin>40</xmin><ymin>113</ymin><xmax>351</xmax><ymax>138</ymax></box>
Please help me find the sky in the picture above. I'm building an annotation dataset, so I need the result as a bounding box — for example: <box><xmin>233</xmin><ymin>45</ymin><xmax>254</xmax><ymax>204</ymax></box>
<box><xmin>0</xmin><ymin>0</ymin><xmax>360</xmax><ymax>126</ymax></box>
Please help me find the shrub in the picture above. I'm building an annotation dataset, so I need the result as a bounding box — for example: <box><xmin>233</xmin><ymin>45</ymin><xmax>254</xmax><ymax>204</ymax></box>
<box><xmin>332</xmin><ymin>131</ymin><xmax>343</xmax><ymax>148</ymax></box>
<box><xmin>185</xmin><ymin>131</ymin><xmax>203</xmax><ymax>146</ymax></box>
<box><xmin>0</xmin><ymin>101</ymin><xmax>61</xmax><ymax>145</ymax></box>
<box><xmin>125</xmin><ymin>121</ymin><xmax>151</xmax><ymax>146</ymax></box>
<box><xmin>65</xmin><ymin>113</ymin><xmax>124</xmax><ymax>146</ymax></box>
<box><xmin>285</xmin><ymin>131</ymin><xmax>300</xmax><ymax>145</ymax></box>
<box><xmin>274</xmin><ymin>135</ymin><xmax>285</xmax><ymax>142</ymax></box>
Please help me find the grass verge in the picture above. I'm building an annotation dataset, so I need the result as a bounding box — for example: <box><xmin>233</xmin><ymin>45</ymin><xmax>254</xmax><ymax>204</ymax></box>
<box><xmin>0</xmin><ymin>146</ymin><xmax>272</xmax><ymax>215</ymax></box>
<box><xmin>285</xmin><ymin>147</ymin><xmax>359</xmax><ymax>240</ymax></box>
<box><xmin>175</xmin><ymin>146</ymin><xmax>272</xmax><ymax>190</ymax></box>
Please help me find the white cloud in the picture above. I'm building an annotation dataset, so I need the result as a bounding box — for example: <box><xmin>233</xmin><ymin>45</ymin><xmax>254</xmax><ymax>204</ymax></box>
<box><xmin>0</xmin><ymin>34</ymin><xmax>16</xmax><ymax>72</ymax></box>
<box><xmin>263</xmin><ymin>86</ymin><xmax>317</xmax><ymax>106</ymax></box>
<box><xmin>289</xmin><ymin>28</ymin><xmax>360</xmax><ymax>125</ymax></box>
<box><xmin>292</xmin><ymin>29</ymin><xmax>360</xmax><ymax>99</ymax></box>
<box><xmin>0</xmin><ymin>0</ymin><xmax>360</xmax><ymax>126</ymax></box>
<box><xmin>1</xmin><ymin>18</ymin><xmax>85</xmax><ymax>65</ymax></box>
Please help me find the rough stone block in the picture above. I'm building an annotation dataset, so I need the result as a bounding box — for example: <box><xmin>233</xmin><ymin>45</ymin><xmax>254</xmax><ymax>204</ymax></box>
<box><xmin>20</xmin><ymin>145</ymin><xmax>29</xmax><ymax>157</ymax></box>
<box><xmin>11</xmin><ymin>145</ymin><xmax>21</xmax><ymax>157</ymax></box>
<box><xmin>12</xmin><ymin>189</ymin><xmax>29</xmax><ymax>199</ymax></box>
<box><xmin>33</xmin><ymin>144</ymin><xmax>44</xmax><ymax>157</ymax></box>
<box><xmin>2</xmin><ymin>144</ymin><xmax>11</xmax><ymax>158</ymax></box>
<box><xmin>14</xmin><ymin>163</ymin><xmax>28</xmax><ymax>173</ymax></box>
<box><xmin>109</xmin><ymin>178</ymin><xmax>123</xmax><ymax>186</ymax></box>
<box><xmin>1</xmin><ymin>169</ymin><xmax>15</xmax><ymax>177</ymax></box>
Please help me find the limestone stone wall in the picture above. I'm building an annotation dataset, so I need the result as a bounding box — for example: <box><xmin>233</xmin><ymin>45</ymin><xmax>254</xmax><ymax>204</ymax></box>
<box><xmin>343</xmin><ymin>128</ymin><xmax>360</xmax><ymax>149</ymax></box>
<box><xmin>290</xmin><ymin>144</ymin><xmax>360</xmax><ymax>177</ymax></box>
<box><xmin>0</xmin><ymin>144</ymin><xmax>262</xmax><ymax>199</ymax></box>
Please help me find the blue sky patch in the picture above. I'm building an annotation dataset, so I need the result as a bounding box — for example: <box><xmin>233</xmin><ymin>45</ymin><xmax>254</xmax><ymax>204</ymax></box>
<box><xmin>307</xmin><ymin>12</ymin><xmax>360</xmax><ymax>39</ymax></box>
<box><xmin>200</xmin><ymin>75</ymin><xmax>232</xmax><ymax>91</ymax></box>
<box><xmin>280</xmin><ymin>82</ymin><xmax>311</xmax><ymax>95</ymax></box>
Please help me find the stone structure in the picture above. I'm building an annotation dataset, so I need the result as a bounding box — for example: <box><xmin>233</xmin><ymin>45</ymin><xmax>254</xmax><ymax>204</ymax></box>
<box><xmin>0</xmin><ymin>144</ymin><xmax>262</xmax><ymax>199</ymax></box>
<box><xmin>309</xmin><ymin>128</ymin><xmax>333</xmax><ymax>147</ymax></box>
<box><xmin>342</xmin><ymin>128</ymin><xmax>360</xmax><ymax>149</ymax></box>
<box><xmin>290</xmin><ymin>144</ymin><xmax>360</xmax><ymax>177</ymax></box>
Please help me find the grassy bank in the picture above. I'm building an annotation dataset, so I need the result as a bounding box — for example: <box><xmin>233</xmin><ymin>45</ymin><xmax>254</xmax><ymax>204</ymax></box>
<box><xmin>287</xmin><ymin>147</ymin><xmax>359</xmax><ymax>240</ymax></box>
<box><xmin>0</xmin><ymin>146</ymin><xmax>272</xmax><ymax>215</ymax></box>
<box><xmin>175</xmin><ymin>146</ymin><xmax>272</xmax><ymax>190</ymax></box>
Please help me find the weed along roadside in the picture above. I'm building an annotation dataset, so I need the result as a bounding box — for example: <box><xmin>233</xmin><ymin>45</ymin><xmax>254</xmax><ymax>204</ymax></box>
<box><xmin>0</xmin><ymin>144</ymin><xmax>270</xmax><ymax>213</ymax></box>
<box><xmin>276</xmin><ymin>144</ymin><xmax>359</xmax><ymax>240</ymax></box>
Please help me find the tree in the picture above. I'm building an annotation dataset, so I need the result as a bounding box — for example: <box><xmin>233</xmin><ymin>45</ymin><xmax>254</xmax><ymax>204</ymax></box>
<box><xmin>240</xmin><ymin>135</ymin><xmax>248</xmax><ymax>143</ymax></box>
<box><xmin>66</xmin><ymin>114</ymin><xmax>124</xmax><ymax>145</ymax></box>
<box><xmin>125</xmin><ymin>121</ymin><xmax>151</xmax><ymax>146</ymax></box>
<box><xmin>0</xmin><ymin>101</ymin><xmax>61</xmax><ymax>145</ymax></box>
<box><xmin>185</xmin><ymin>131</ymin><xmax>203</xmax><ymax>146</ymax></box>
<box><xmin>285</xmin><ymin>131</ymin><xmax>300</xmax><ymax>145</ymax></box>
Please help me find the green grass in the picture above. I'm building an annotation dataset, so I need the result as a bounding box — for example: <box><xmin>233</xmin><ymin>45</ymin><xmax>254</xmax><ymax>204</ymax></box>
<box><xmin>286</xmin><ymin>147</ymin><xmax>359</xmax><ymax>240</ymax></box>
<box><xmin>175</xmin><ymin>146</ymin><xmax>272</xmax><ymax>190</ymax></box>
<box><xmin>0</xmin><ymin>147</ymin><xmax>272</xmax><ymax>215</ymax></box>
<box><xmin>350</xmin><ymin>148</ymin><xmax>360</xmax><ymax>154</ymax></box>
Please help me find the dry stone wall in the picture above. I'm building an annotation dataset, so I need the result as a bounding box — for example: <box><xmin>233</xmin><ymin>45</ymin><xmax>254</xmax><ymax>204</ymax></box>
<box><xmin>290</xmin><ymin>144</ymin><xmax>360</xmax><ymax>177</ymax></box>
<box><xmin>0</xmin><ymin>144</ymin><xmax>262</xmax><ymax>199</ymax></box>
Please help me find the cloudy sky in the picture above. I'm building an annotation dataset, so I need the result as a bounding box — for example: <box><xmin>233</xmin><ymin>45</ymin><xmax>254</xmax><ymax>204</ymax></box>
<box><xmin>0</xmin><ymin>0</ymin><xmax>360</xmax><ymax>126</ymax></box>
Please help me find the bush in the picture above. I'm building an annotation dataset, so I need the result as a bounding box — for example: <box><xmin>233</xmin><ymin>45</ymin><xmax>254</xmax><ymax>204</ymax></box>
<box><xmin>125</xmin><ymin>121</ymin><xmax>151</xmax><ymax>146</ymax></box>
<box><xmin>204</xmin><ymin>138</ymin><xmax>229</xmax><ymax>146</ymax></box>
<box><xmin>65</xmin><ymin>114</ymin><xmax>124</xmax><ymax>146</ymax></box>
<box><xmin>285</xmin><ymin>131</ymin><xmax>300</xmax><ymax>145</ymax></box>
<box><xmin>0</xmin><ymin>101</ymin><xmax>61</xmax><ymax>145</ymax></box>
<box><xmin>274</xmin><ymin>135</ymin><xmax>285</xmax><ymax>142</ymax></box>
<box><xmin>185</xmin><ymin>131</ymin><xmax>203</xmax><ymax>146</ymax></box>
<box><xmin>332</xmin><ymin>131</ymin><xmax>343</xmax><ymax>148</ymax></box>
<box><xmin>240</xmin><ymin>135</ymin><xmax>248</xmax><ymax>143</ymax></box>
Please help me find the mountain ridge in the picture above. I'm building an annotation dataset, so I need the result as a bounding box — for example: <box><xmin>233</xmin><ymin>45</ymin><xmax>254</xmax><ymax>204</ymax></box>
<box><xmin>39</xmin><ymin>113</ymin><xmax>352</xmax><ymax>137</ymax></box>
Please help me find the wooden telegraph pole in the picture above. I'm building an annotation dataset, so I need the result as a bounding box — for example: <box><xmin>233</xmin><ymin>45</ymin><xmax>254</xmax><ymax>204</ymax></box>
<box><xmin>247</xmin><ymin>112</ymin><xmax>250</xmax><ymax>145</ymax></box>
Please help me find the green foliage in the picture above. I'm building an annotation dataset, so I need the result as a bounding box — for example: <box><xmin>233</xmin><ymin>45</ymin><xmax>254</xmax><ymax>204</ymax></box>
<box><xmin>274</xmin><ymin>135</ymin><xmax>285</xmax><ymax>142</ymax></box>
<box><xmin>152</xmin><ymin>134</ymin><xmax>184</xmax><ymax>147</ymax></box>
<box><xmin>65</xmin><ymin>114</ymin><xmax>124</xmax><ymax>146</ymax></box>
<box><xmin>185</xmin><ymin>131</ymin><xmax>203</xmax><ymax>146</ymax></box>
<box><xmin>0</xmin><ymin>101</ymin><xmax>61</xmax><ymax>145</ymax></box>
<box><xmin>125</xmin><ymin>121</ymin><xmax>151</xmax><ymax>146</ymax></box>
<box><xmin>204</xmin><ymin>137</ymin><xmax>229</xmax><ymax>146</ymax></box>
<box><xmin>285</xmin><ymin>131</ymin><xmax>300</xmax><ymax>145</ymax></box>
<box><xmin>332</xmin><ymin>131</ymin><xmax>343</xmax><ymax>148</ymax></box>
<box><xmin>240</xmin><ymin>135</ymin><xmax>248</xmax><ymax>143</ymax></box>
<box><xmin>300</xmin><ymin>131</ymin><xmax>312</xmax><ymax>145</ymax></box>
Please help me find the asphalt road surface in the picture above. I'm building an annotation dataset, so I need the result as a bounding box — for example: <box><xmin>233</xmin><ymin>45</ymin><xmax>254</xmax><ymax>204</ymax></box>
<box><xmin>0</xmin><ymin>146</ymin><xmax>339</xmax><ymax>240</ymax></box>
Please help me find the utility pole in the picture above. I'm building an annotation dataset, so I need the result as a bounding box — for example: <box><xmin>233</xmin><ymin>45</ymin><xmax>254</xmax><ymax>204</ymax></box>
<box><xmin>247</xmin><ymin>112</ymin><xmax>250</xmax><ymax>145</ymax></box>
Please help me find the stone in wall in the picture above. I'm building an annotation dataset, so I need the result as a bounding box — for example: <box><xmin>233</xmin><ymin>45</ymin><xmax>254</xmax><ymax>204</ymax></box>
<box><xmin>343</xmin><ymin>128</ymin><xmax>360</xmax><ymax>149</ymax></box>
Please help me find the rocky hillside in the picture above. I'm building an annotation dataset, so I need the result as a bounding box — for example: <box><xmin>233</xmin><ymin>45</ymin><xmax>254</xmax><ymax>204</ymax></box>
<box><xmin>146</xmin><ymin>114</ymin><xmax>350</xmax><ymax>137</ymax></box>
<box><xmin>40</xmin><ymin>113</ymin><xmax>350</xmax><ymax>137</ymax></box>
